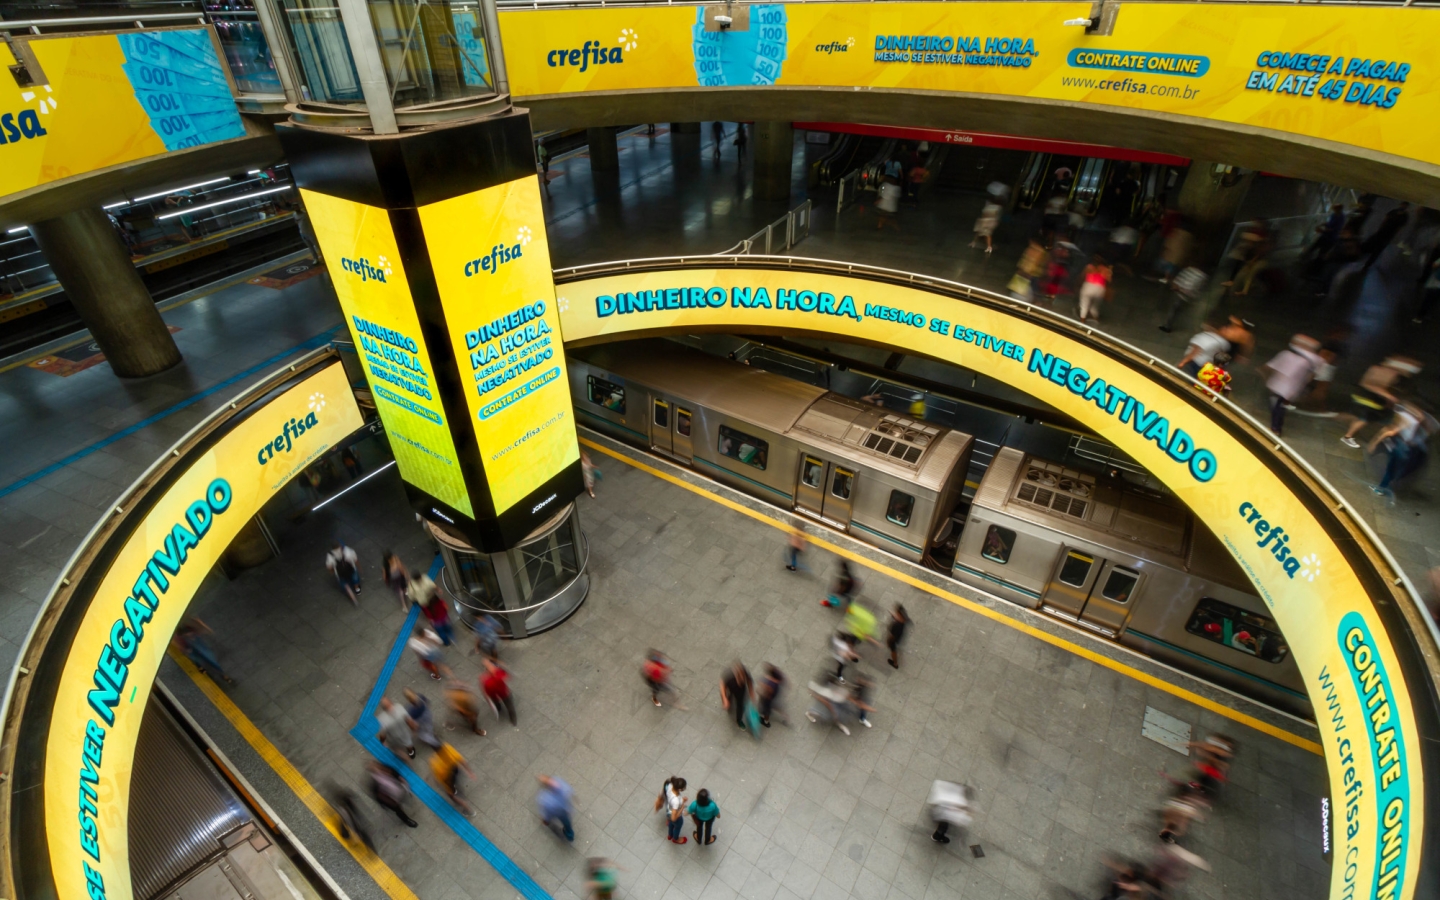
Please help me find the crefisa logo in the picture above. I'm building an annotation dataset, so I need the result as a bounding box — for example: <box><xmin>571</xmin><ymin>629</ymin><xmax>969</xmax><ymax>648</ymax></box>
<box><xmin>464</xmin><ymin>226</ymin><xmax>533</xmax><ymax>277</ymax></box>
<box><xmin>815</xmin><ymin>38</ymin><xmax>855</xmax><ymax>54</ymax></box>
<box><xmin>340</xmin><ymin>254</ymin><xmax>393</xmax><ymax>284</ymax></box>
<box><xmin>0</xmin><ymin>84</ymin><xmax>56</xmax><ymax>146</ymax></box>
<box><xmin>257</xmin><ymin>401</ymin><xmax>322</xmax><ymax>465</ymax></box>
<box><xmin>546</xmin><ymin>31</ymin><xmax>636</xmax><ymax>71</ymax></box>
<box><xmin>1237</xmin><ymin>501</ymin><xmax>1320</xmax><ymax>580</ymax></box>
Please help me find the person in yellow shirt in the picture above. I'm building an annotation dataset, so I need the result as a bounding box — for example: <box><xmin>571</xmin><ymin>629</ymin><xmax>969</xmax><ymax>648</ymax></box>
<box><xmin>431</xmin><ymin>742</ymin><xmax>474</xmax><ymax>817</ymax></box>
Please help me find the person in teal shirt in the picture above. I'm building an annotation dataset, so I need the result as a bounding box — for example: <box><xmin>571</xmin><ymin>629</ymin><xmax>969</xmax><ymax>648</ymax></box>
<box><xmin>688</xmin><ymin>789</ymin><xmax>720</xmax><ymax>845</ymax></box>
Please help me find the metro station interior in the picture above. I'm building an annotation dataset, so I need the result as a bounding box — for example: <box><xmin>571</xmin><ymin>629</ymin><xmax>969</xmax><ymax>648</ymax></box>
<box><xmin>0</xmin><ymin>2</ymin><xmax>1436</xmax><ymax>900</ymax></box>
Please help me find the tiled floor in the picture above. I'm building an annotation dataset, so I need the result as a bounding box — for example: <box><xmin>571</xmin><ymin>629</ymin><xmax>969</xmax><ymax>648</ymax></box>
<box><xmin>181</xmin><ymin>435</ymin><xmax>1328</xmax><ymax>900</ymax></box>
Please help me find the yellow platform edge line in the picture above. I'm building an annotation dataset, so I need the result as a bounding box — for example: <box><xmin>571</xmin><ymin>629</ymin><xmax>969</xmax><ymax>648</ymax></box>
<box><xmin>580</xmin><ymin>437</ymin><xmax>1324</xmax><ymax>757</ymax></box>
<box><xmin>170</xmin><ymin>651</ymin><xmax>422</xmax><ymax>900</ymax></box>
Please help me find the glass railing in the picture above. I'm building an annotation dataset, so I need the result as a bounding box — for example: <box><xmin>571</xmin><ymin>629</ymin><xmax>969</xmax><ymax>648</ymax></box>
<box><xmin>205</xmin><ymin>0</ymin><xmax>285</xmax><ymax>94</ymax></box>
<box><xmin>369</xmin><ymin>0</ymin><xmax>495</xmax><ymax>108</ymax></box>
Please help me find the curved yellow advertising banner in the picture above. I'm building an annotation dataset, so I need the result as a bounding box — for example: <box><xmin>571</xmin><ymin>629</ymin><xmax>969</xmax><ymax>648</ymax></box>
<box><xmin>0</xmin><ymin>28</ymin><xmax>246</xmax><ymax>199</ymax></box>
<box><xmin>500</xmin><ymin>2</ymin><xmax>1440</xmax><ymax>167</ymax></box>
<box><xmin>43</xmin><ymin>361</ymin><xmax>363</xmax><ymax>900</ymax></box>
<box><xmin>556</xmin><ymin>266</ymin><xmax>1423</xmax><ymax>900</ymax></box>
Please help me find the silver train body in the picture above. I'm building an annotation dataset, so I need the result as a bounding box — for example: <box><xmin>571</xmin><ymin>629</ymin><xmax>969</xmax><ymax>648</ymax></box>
<box><xmin>568</xmin><ymin>341</ymin><xmax>1309</xmax><ymax>717</ymax></box>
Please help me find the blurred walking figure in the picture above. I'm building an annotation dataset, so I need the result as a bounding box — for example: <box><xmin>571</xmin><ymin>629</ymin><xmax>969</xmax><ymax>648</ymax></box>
<box><xmin>367</xmin><ymin>761</ymin><xmax>418</xmax><ymax>827</ymax></box>
<box><xmin>711</xmin><ymin>121</ymin><xmax>725</xmax><ymax>157</ymax></box>
<box><xmin>688</xmin><ymin>789</ymin><xmax>720</xmax><ymax>845</ymax></box>
<box><xmin>785</xmin><ymin>525</ymin><xmax>809</xmax><ymax>572</ymax></box>
<box><xmin>830</xmin><ymin>632</ymin><xmax>859</xmax><ymax>682</ymax></box>
<box><xmin>1008</xmin><ymin>237</ymin><xmax>1048</xmax><ymax>302</ymax></box>
<box><xmin>537</xmin><ymin>775</ymin><xmax>576</xmax><ymax>841</ymax></box>
<box><xmin>408</xmin><ymin>625</ymin><xmax>445</xmax><ymax>681</ymax></box>
<box><xmin>757</xmin><ymin>663</ymin><xmax>788</xmax><ymax>727</ymax></box>
<box><xmin>173</xmin><ymin>618</ymin><xmax>235</xmax><ymax>685</ymax></box>
<box><xmin>805</xmin><ymin>674</ymin><xmax>852</xmax><ymax>735</ymax></box>
<box><xmin>1041</xmin><ymin>242</ymin><xmax>1072</xmax><ymax>304</ymax></box>
<box><xmin>719</xmin><ymin>661</ymin><xmax>753</xmax><ymax>729</ymax></box>
<box><xmin>1369</xmin><ymin>401</ymin><xmax>1435</xmax><ymax>498</ymax></box>
<box><xmin>326</xmin><ymin>783</ymin><xmax>372</xmax><ymax>849</ymax></box>
<box><xmin>1260</xmin><ymin>335</ymin><xmax>1323</xmax><ymax>436</ymax></box>
<box><xmin>482</xmin><ymin>658</ymin><xmax>518</xmax><ymax>726</ymax></box>
<box><xmin>824</xmin><ymin>560</ymin><xmax>857</xmax><ymax>609</ymax></box>
<box><xmin>1361</xmin><ymin>201</ymin><xmax>1410</xmax><ymax>269</ymax></box>
<box><xmin>643</xmin><ymin>650</ymin><xmax>675</xmax><ymax>707</ymax></box>
<box><xmin>970</xmin><ymin>200</ymin><xmax>1001</xmax><ymax>254</ymax></box>
<box><xmin>1158</xmin><ymin>788</ymin><xmax>1208</xmax><ymax>843</ymax></box>
<box><xmin>1076</xmin><ymin>254</ymin><xmax>1112</xmax><ymax>323</ymax></box>
<box><xmin>403</xmin><ymin>688</ymin><xmax>442</xmax><ymax>751</ymax></box>
<box><xmin>1158</xmin><ymin>266</ymin><xmax>1208</xmax><ymax>334</ymax></box>
<box><xmin>1340</xmin><ymin>356</ymin><xmax>1423</xmax><ymax>447</ymax></box>
<box><xmin>733</xmin><ymin>122</ymin><xmax>747</xmax><ymax>154</ymax></box>
<box><xmin>415</xmin><ymin>577</ymin><xmax>452</xmax><ymax>646</ymax></box>
<box><xmin>326</xmin><ymin>542</ymin><xmax>361</xmax><ymax>605</ymax></box>
<box><xmin>383</xmin><ymin>551</ymin><xmax>410</xmax><ymax>611</ymax></box>
<box><xmin>341</xmin><ymin>447</ymin><xmax>362</xmax><ymax>479</ymax></box>
<box><xmin>657</xmin><ymin>776</ymin><xmax>688</xmax><ymax>844</ymax></box>
<box><xmin>850</xmin><ymin>673</ymin><xmax>876</xmax><ymax>728</ymax></box>
<box><xmin>586</xmin><ymin>858</ymin><xmax>619</xmax><ymax>900</ymax></box>
<box><xmin>444</xmin><ymin>678</ymin><xmax>486</xmax><ymax>735</ymax></box>
<box><xmin>1190</xmin><ymin>734</ymin><xmax>1237</xmax><ymax>796</ymax></box>
<box><xmin>376</xmin><ymin>697</ymin><xmax>416</xmax><ymax>760</ymax></box>
<box><xmin>875</xmin><ymin>176</ymin><xmax>902</xmax><ymax>232</ymax></box>
<box><xmin>927</xmin><ymin>780</ymin><xmax>975</xmax><ymax>844</ymax></box>
<box><xmin>886</xmin><ymin>604</ymin><xmax>908</xmax><ymax>669</ymax></box>
<box><xmin>581</xmin><ymin>448</ymin><xmax>601</xmax><ymax>498</ymax></box>
<box><xmin>431</xmin><ymin>742</ymin><xmax>475</xmax><ymax>816</ymax></box>
<box><xmin>472</xmin><ymin>612</ymin><xmax>502</xmax><ymax>661</ymax></box>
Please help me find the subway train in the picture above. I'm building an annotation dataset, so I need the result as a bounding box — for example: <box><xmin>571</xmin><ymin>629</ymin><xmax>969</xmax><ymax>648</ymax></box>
<box><xmin>568</xmin><ymin>340</ymin><xmax>1309</xmax><ymax>718</ymax></box>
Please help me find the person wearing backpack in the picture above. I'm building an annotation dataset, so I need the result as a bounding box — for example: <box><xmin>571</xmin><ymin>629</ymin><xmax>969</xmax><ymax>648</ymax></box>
<box><xmin>325</xmin><ymin>542</ymin><xmax>361</xmax><ymax>605</ymax></box>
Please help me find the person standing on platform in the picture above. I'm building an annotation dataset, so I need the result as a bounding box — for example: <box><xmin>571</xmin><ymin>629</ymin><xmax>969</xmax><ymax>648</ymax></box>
<box><xmin>688</xmin><ymin>789</ymin><xmax>721</xmax><ymax>845</ymax></box>
<box><xmin>431</xmin><ymin>741</ymin><xmax>475</xmax><ymax>816</ymax></box>
<box><xmin>719</xmin><ymin>661</ymin><xmax>752</xmax><ymax>729</ymax></box>
<box><xmin>886</xmin><ymin>604</ymin><xmax>908</xmax><ymax>669</ymax></box>
<box><xmin>445</xmin><ymin>678</ymin><xmax>487</xmax><ymax>736</ymax></box>
<box><xmin>734</xmin><ymin>123</ymin><xmax>747</xmax><ymax>154</ymax></box>
<box><xmin>403</xmin><ymin>688</ymin><xmax>442</xmax><ymax>751</ymax></box>
<box><xmin>482</xmin><ymin>658</ymin><xmax>518</xmax><ymax>726</ymax></box>
<box><xmin>659</xmin><ymin>776</ymin><xmax>688</xmax><ymax>844</ymax></box>
<box><xmin>376</xmin><ymin>697</ymin><xmax>416</xmax><ymax>760</ymax></box>
<box><xmin>367</xmin><ymin>761</ymin><xmax>418</xmax><ymax>827</ymax></box>
<box><xmin>325</xmin><ymin>542</ymin><xmax>361</xmax><ymax>606</ymax></box>
<box><xmin>383</xmin><ymin>551</ymin><xmax>410</xmax><ymax>611</ymax></box>
<box><xmin>537</xmin><ymin>775</ymin><xmax>576</xmax><ymax>842</ymax></box>
<box><xmin>581</xmin><ymin>448</ymin><xmax>600</xmax><ymax>498</ymax></box>
<box><xmin>970</xmin><ymin>200</ymin><xmax>1001</xmax><ymax>254</ymax></box>
<box><xmin>785</xmin><ymin>525</ymin><xmax>809</xmax><ymax>572</ymax></box>
<box><xmin>711</xmin><ymin>121</ymin><xmax>725</xmax><ymax>158</ymax></box>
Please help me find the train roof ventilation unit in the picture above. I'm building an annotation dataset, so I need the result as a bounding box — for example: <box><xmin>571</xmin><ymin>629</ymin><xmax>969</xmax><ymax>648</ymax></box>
<box><xmin>1015</xmin><ymin>461</ymin><xmax>1095</xmax><ymax>520</ymax></box>
<box><xmin>860</xmin><ymin>415</ymin><xmax>940</xmax><ymax>466</ymax></box>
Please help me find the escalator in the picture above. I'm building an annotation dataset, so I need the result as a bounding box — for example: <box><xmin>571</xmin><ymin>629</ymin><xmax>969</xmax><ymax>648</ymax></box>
<box><xmin>929</xmin><ymin>145</ymin><xmax>1028</xmax><ymax>196</ymax></box>
<box><xmin>1069</xmin><ymin>157</ymin><xmax>1111</xmax><ymax>216</ymax></box>
<box><xmin>1016</xmin><ymin>152</ymin><xmax>1051</xmax><ymax>209</ymax></box>
<box><xmin>858</xmin><ymin>138</ymin><xmax>899</xmax><ymax>191</ymax></box>
<box><xmin>812</xmin><ymin>133</ymin><xmax>857</xmax><ymax>186</ymax></box>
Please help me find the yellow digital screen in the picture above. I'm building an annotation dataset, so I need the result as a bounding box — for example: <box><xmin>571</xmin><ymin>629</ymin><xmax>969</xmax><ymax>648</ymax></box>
<box><xmin>44</xmin><ymin>362</ymin><xmax>363</xmax><ymax>900</ymax></box>
<box><xmin>302</xmin><ymin>189</ymin><xmax>475</xmax><ymax>518</ymax></box>
<box><xmin>2</xmin><ymin>29</ymin><xmax>248</xmax><ymax>199</ymax></box>
<box><xmin>500</xmin><ymin>3</ymin><xmax>1440</xmax><ymax>168</ymax></box>
<box><xmin>418</xmin><ymin>177</ymin><xmax>579</xmax><ymax>514</ymax></box>
<box><xmin>558</xmin><ymin>267</ymin><xmax>1424</xmax><ymax>900</ymax></box>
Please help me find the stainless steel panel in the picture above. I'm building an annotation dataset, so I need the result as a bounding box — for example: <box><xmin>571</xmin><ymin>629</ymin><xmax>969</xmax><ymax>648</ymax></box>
<box><xmin>796</xmin><ymin>454</ymin><xmax>824</xmax><ymax>515</ymax></box>
<box><xmin>822</xmin><ymin>465</ymin><xmax>856</xmax><ymax>525</ymax></box>
<box><xmin>131</xmin><ymin>698</ymin><xmax>251</xmax><ymax>900</ymax></box>
<box><xmin>1042</xmin><ymin>548</ymin><xmax>1099</xmax><ymax>620</ymax></box>
<box><xmin>673</xmin><ymin>406</ymin><xmax>694</xmax><ymax>461</ymax></box>
<box><xmin>650</xmin><ymin>398</ymin><xmax>672</xmax><ymax>453</ymax></box>
<box><xmin>1081</xmin><ymin>560</ymin><xmax>1138</xmax><ymax>634</ymax></box>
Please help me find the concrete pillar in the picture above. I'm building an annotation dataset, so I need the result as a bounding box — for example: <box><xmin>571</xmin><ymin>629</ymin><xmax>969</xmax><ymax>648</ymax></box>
<box><xmin>1176</xmin><ymin>160</ymin><xmax>1256</xmax><ymax>263</ymax></box>
<box><xmin>752</xmin><ymin>121</ymin><xmax>794</xmax><ymax>202</ymax></box>
<box><xmin>670</xmin><ymin>122</ymin><xmax>701</xmax><ymax>134</ymax></box>
<box><xmin>587</xmin><ymin>126</ymin><xmax>619</xmax><ymax>171</ymax></box>
<box><xmin>30</xmin><ymin>207</ymin><xmax>181</xmax><ymax>378</ymax></box>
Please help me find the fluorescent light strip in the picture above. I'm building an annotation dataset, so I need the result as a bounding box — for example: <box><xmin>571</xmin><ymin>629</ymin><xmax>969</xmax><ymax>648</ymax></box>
<box><xmin>310</xmin><ymin>460</ymin><xmax>397</xmax><ymax>512</ymax></box>
<box><xmin>7</xmin><ymin>226</ymin><xmax>27</xmax><ymax>234</ymax></box>
<box><xmin>156</xmin><ymin>185</ymin><xmax>293</xmax><ymax>220</ymax></box>
<box><xmin>131</xmin><ymin>177</ymin><xmax>232</xmax><ymax>204</ymax></box>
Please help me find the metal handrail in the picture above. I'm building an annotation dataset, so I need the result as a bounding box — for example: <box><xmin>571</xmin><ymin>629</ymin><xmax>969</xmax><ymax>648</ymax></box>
<box><xmin>551</xmin><ymin>253</ymin><xmax>1439</xmax><ymax>653</ymax></box>
<box><xmin>500</xmin><ymin>0</ymin><xmax>1438</xmax><ymax>8</ymax></box>
<box><xmin>714</xmin><ymin>199</ymin><xmax>813</xmax><ymax>257</ymax></box>
<box><xmin>0</xmin><ymin>12</ymin><xmax>205</xmax><ymax>32</ymax></box>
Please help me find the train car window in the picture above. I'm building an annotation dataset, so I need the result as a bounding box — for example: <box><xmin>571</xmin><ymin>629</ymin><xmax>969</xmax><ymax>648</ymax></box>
<box><xmin>801</xmin><ymin>457</ymin><xmax>822</xmax><ymax>488</ymax></box>
<box><xmin>718</xmin><ymin>424</ymin><xmax>768</xmax><ymax>470</ymax></box>
<box><xmin>1185</xmin><ymin>597</ymin><xmax>1290</xmax><ymax>663</ymax></box>
<box><xmin>887</xmin><ymin>490</ymin><xmax>915</xmax><ymax>526</ymax></box>
<box><xmin>1100</xmin><ymin>567</ymin><xmax>1138</xmax><ymax>603</ymax></box>
<box><xmin>587</xmin><ymin>376</ymin><xmax>625</xmax><ymax>413</ymax></box>
<box><xmin>653</xmin><ymin>400</ymin><xmax>669</xmax><ymax>428</ymax></box>
<box><xmin>980</xmin><ymin>525</ymin><xmax>1015</xmax><ymax>564</ymax></box>
<box><xmin>831</xmin><ymin>468</ymin><xmax>854</xmax><ymax>500</ymax></box>
<box><xmin>676</xmin><ymin>409</ymin><xmax>692</xmax><ymax>437</ymax></box>
<box><xmin>1058</xmin><ymin>551</ymin><xmax>1094</xmax><ymax>586</ymax></box>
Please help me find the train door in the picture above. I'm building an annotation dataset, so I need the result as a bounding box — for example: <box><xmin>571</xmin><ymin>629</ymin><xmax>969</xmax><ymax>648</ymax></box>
<box><xmin>672</xmin><ymin>406</ymin><xmax>693</xmax><ymax>462</ymax></box>
<box><xmin>650</xmin><ymin>398</ymin><xmax>672</xmax><ymax>454</ymax></box>
<box><xmin>1041</xmin><ymin>548</ymin><xmax>1137</xmax><ymax>635</ymax></box>
<box><xmin>795</xmin><ymin>456</ymin><xmax>857</xmax><ymax>526</ymax></box>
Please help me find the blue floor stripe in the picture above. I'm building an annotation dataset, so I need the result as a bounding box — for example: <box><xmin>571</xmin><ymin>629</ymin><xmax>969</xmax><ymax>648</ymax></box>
<box><xmin>0</xmin><ymin>327</ymin><xmax>340</xmax><ymax>500</ymax></box>
<box><xmin>350</xmin><ymin>585</ymin><xmax>552</xmax><ymax>900</ymax></box>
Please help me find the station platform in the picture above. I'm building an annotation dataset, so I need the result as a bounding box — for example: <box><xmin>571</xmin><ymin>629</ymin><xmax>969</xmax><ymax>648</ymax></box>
<box><xmin>166</xmin><ymin>430</ymin><xmax>1327</xmax><ymax>900</ymax></box>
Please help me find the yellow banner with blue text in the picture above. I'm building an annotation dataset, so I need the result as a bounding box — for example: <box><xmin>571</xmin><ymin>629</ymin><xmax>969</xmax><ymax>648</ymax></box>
<box><xmin>499</xmin><ymin>2</ymin><xmax>1440</xmax><ymax>167</ymax></box>
<box><xmin>418</xmin><ymin>178</ymin><xmax>579</xmax><ymax>515</ymax></box>
<box><xmin>556</xmin><ymin>267</ymin><xmax>1422</xmax><ymax>900</ymax></box>
<box><xmin>43</xmin><ymin>361</ymin><xmax>363</xmax><ymax>900</ymax></box>
<box><xmin>302</xmin><ymin>189</ymin><xmax>475</xmax><ymax>519</ymax></box>
<box><xmin>1</xmin><ymin>28</ymin><xmax>247</xmax><ymax>199</ymax></box>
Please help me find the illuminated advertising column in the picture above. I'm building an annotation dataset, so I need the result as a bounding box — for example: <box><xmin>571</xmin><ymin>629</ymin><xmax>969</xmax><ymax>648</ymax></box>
<box><xmin>278</xmin><ymin>112</ymin><xmax>582</xmax><ymax>549</ymax></box>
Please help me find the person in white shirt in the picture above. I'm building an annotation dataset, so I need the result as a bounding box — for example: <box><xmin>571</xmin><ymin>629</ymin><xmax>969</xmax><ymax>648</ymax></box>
<box><xmin>1176</xmin><ymin>326</ymin><xmax>1229</xmax><ymax>377</ymax></box>
<box><xmin>325</xmin><ymin>543</ymin><xmax>361</xmax><ymax>605</ymax></box>
<box><xmin>1261</xmin><ymin>335</ymin><xmax>1324</xmax><ymax>436</ymax></box>
<box><xmin>928</xmin><ymin>780</ymin><xmax>974</xmax><ymax>844</ymax></box>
